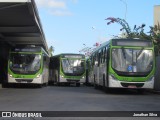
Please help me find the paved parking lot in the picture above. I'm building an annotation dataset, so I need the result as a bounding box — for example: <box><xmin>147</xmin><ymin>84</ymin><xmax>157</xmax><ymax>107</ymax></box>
<box><xmin>0</xmin><ymin>85</ymin><xmax>160</xmax><ymax>120</ymax></box>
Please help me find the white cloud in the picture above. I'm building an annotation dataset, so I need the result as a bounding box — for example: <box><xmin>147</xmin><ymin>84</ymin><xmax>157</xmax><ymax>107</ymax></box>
<box><xmin>35</xmin><ymin>0</ymin><xmax>77</xmax><ymax>16</ymax></box>
<box><xmin>50</xmin><ymin>10</ymin><xmax>73</xmax><ymax>16</ymax></box>
<box><xmin>35</xmin><ymin>0</ymin><xmax>66</xmax><ymax>9</ymax></box>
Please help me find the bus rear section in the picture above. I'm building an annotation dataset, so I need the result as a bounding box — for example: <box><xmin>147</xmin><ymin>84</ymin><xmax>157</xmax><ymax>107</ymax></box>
<box><xmin>7</xmin><ymin>46</ymin><xmax>49</xmax><ymax>87</ymax></box>
<box><xmin>49</xmin><ymin>54</ymin><xmax>86</xmax><ymax>86</ymax></box>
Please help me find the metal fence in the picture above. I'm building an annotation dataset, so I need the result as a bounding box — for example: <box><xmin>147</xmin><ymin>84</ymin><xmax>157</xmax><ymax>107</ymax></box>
<box><xmin>154</xmin><ymin>56</ymin><xmax>160</xmax><ymax>91</ymax></box>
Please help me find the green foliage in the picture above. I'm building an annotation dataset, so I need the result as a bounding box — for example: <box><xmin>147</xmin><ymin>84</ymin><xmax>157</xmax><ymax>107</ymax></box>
<box><xmin>106</xmin><ymin>17</ymin><xmax>160</xmax><ymax>56</ymax></box>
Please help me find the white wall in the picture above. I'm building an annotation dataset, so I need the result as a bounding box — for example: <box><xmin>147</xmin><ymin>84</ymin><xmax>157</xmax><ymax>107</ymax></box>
<box><xmin>154</xmin><ymin>56</ymin><xmax>160</xmax><ymax>90</ymax></box>
<box><xmin>154</xmin><ymin>5</ymin><xmax>160</xmax><ymax>26</ymax></box>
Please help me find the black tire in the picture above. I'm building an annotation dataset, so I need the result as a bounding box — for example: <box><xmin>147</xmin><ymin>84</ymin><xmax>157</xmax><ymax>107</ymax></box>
<box><xmin>76</xmin><ymin>83</ymin><xmax>80</xmax><ymax>87</ymax></box>
<box><xmin>37</xmin><ymin>84</ymin><xmax>43</xmax><ymax>88</ymax></box>
<box><xmin>44</xmin><ymin>82</ymin><xmax>48</xmax><ymax>87</ymax></box>
<box><xmin>94</xmin><ymin>74</ymin><xmax>98</xmax><ymax>89</ymax></box>
<box><xmin>2</xmin><ymin>82</ymin><xmax>9</xmax><ymax>88</ymax></box>
<box><xmin>137</xmin><ymin>89</ymin><xmax>145</xmax><ymax>94</ymax></box>
<box><xmin>103</xmin><ymin>74</ymin><xmax>107</xmax><ymax>92</ymax></box>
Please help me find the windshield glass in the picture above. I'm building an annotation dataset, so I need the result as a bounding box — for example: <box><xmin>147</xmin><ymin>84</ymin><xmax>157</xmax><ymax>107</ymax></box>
<box><xmin>112</xmin><ymin>48</ymin><xmax>153</xmax><ymax>73</ymax></box>
<box><xmin>61</xmin><ymin>59</ymin><xmax>85</xmax><ymax>76</ymax></box>
<box><xmin>9</xmin><ymin>53</ymin><xmax>41</xmax><ymax>74</ymax></box>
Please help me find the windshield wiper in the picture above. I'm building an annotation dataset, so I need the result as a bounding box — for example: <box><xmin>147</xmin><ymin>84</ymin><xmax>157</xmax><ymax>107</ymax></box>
<box><xmin>121</xmin><ymin>47</ymin><xmax>126</xmax><ymax>59</ymax></box>
<box><xmin>66</xmin><ymin>58</ymin><xmax>71</xmax><ymax>66</ymax></box>
<box><xmin>137</xmin><ymin>47</ymin><xmax>144</xmax><ymax>59</ymax></box>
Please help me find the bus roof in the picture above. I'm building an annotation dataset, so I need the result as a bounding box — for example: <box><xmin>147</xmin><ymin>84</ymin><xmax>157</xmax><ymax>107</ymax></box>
<box><xmin>91</xmin><ymin>38</ymin><xmax>153</xmax><ymax>55</ymax></box>
<box><xmin>10</xmin><ymin>46</ymin><xmax>48</xmax><ymax>53</ymax></box>
<box><xmin>51</xmin><ymin>53</ymin><xmax>85</xmax><ymax>58</ymax></box>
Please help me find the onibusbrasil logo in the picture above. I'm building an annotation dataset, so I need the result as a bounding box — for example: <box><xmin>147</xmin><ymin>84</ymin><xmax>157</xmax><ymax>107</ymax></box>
<box><xmin>1</xmin><ymin>112</ymin><xmax>42</xmax><ymax>118</ymax></box>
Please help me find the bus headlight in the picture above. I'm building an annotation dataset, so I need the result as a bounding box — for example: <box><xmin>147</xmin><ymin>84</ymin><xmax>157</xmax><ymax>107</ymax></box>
<box><xmin>61</xmin><ymin>75</ymin><xmax>64</xmax><ymax>78</ymax></box>
<box><xmin>109</xmin><ymin>74</ymin><xmax>117</xmax><ymax>81</ymax></box>
<box><xmin>9</xmin><ymin>74</ymin><xmax>13</xmax><ymax>77</ymax></box>
<box><xmin>36</xmin><ymin>74</ymin><xmax>41</xmax><ymax>78</ymax></box>
<box><xmin>82</xmin><ymin>76</ymin><xmax>85</xmax><ymax>79</ymax></box>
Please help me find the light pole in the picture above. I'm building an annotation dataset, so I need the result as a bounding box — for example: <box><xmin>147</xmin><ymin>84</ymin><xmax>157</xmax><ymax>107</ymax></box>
<box><xmin>120</xmin><ymin>0</ymin><xmax>128</xmax><ymax>37</ymax></box>
<box><xmin>120</xmin><ymin>0</ymin><xmax>127</xmax><ymax>21</ymax></box>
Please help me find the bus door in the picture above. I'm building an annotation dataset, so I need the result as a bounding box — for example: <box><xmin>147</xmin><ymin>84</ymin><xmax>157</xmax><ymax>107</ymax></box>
<box><xmin>99</xmin><ymin>48</ymin><xmax>107</xmax><ymax>86</ymax></box>
<box><xmin>105</xmin><ymin>47</ymin><xmax>110</xmax><ymax>87</ymax></box>
<box><xmin>93</xmin><ymin>52</ymin><xmax>99</xmax><ymax>85</ymax></box>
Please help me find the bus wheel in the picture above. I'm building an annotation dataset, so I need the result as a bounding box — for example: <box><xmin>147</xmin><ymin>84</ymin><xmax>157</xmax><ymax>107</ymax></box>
<box><xmin>94</xmin><ymin>75</ymin><xmax>98</xmax><ymax>89</ymax></box>
<box><xmin>102</xmin><ymin>74</ymin><xmax>108</xmax><ymax>93</ymax></box>
<box><xmin>37</xmin><ymin>84</ymin><xmax>43</xmax><ymax>88</ymax></box>
<box><xmin>94</xmin><ymin>84</ymin><xmax>98</xmax><ymax>89</ymax></box>
<box><xmin>57</xmin><ymin>82</ymin><xmax>61</xmax><ymax>86</ymax></box>
<box><xmin>137</xmin><ymin>89</ymin><xmax>145</xmax><ymax>94</ymax></box>
<box><xmin>2</xmin><ymin>82</ymin><xmax>9</xmax><ymax>88</ymax></box>
<box><xmin>76</xmin><ymin>83</ymin><xmax>80</xmax><ymax>87</ymax></box>
<box><xmin>44</xmin><ymin>82</ymin><xmax>48</xmax><ymax>87</ymax></box>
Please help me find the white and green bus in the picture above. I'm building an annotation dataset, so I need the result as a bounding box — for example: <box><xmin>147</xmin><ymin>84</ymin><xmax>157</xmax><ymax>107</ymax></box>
<box><xmin>89</xmin><ymin>38</ymin><xmax>155</xmax><ymax>91</ymax></box>
<box><xmin>49</xmin><ymin>53</ymin><xmax>86</xmax><ymax>86</ymax></box>
<box><xmin>7</xmin><ymin>46</ymin><xmax>49</xmax><ymax>87</ymax></box>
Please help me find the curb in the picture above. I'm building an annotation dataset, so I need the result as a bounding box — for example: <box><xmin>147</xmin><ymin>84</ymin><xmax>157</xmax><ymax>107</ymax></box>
<box><xmin>0</xmin><ymin>84</ymin><xmax>2</xmax><ymax>89</ymax></box>
<box><xmin>146</xmin><ymin>89</ymin><xmax>160</xmax><ymax>94</ymax></box>
<box><xmin>152</xmin><ymin>90</ymin><xmax>160</xmax><ymax>94</ymax></box>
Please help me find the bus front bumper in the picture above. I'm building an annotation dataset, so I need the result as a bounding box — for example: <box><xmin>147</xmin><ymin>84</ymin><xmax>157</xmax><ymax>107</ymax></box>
<box><xmin>8</xmin><ymin>74</ymin><xmax>43</xmax><ymax>84</ymax></box>
<box><xmin>108</xmin><ymin>75</ymin><xmax>154</xmax><ymax>89</ymax></box>
<box><xmin>60</xmin><ymin>76</ymin><xmax>85</xmax><ymax>83</ymax></box>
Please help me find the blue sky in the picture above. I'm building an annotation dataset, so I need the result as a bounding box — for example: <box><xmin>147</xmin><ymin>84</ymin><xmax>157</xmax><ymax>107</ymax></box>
<box><xmin>35</xmin><ymin>0</ymin><xmax>160</xmax><ymax>55</ymax></box>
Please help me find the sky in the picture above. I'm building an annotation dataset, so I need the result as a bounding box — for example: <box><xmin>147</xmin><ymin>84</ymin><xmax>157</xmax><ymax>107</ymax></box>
<box><xmin>35</xmin><ymin>0</ymin><xmax>160</xmax><ymax>55</ymax></box>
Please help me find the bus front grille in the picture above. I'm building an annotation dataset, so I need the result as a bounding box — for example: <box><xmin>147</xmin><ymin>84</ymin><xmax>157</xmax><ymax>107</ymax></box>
<box><xmin>121</xmin><ymin>83</ymin><xmax>144</xmax><ymax>88</ymax></box>
<box><xmin>15</xmin><ymin>79</ymin><xmax>33</xmax><ymax>83</ymax></box>
<box><xmin>66</xmin><ymin>79</ymin><xmax>80</xmax><ymax>82</ymax></box>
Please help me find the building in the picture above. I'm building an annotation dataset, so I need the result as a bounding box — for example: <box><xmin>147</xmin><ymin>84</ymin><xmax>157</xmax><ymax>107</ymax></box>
<box><xmin>154</xmin><ymin>5</ymin><xmax>160</xmax><ymax>26</ymax></box>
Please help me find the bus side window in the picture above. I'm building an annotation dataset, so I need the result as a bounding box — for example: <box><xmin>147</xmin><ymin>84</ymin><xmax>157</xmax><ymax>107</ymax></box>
<box><xmin>104</xmin><ymin>47</ymin><xmax>107</xmax><ymax>62</ymax></box>
<box><xmin>101</xmin><ymin>50</ymin><xmax>103</xmax><ymax>64</ymax></box>
<box><xmin>94</xmin><ymin>53</ymin><xmax>98</xmax><ymax>66</ymax></box>
<box><xmin>92</xmin><ymin>56</ymin><xmax>95</xmax><ymax>67</ymax></box>
<box><xmin>98</xmin><ymin>52</ymin><xmax>100</xmax><ymax>66</ymax></box>
<box><xmin>107</xmin><ymin>48</ymin><xmax>110</xmax><ymax>59</ymax></box>
<box><xmin>43</xmin><ymin>54</ymin><xmax>47</xmax><ymax>61</ymax></box>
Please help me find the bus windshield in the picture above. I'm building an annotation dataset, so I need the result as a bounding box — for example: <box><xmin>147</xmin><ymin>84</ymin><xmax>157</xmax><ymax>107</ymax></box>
<box><xmin>9</xmin><ymin>53</ymin><xmax>41</xmax><ymax>74</ymax></box>
<box><xmin>61</xmin><ymin>58</ymin><xmax>85</xmax><ymax>76</ymax></box>
<box><xmin>112</xmin><ymin>48</ymin><xmax>153</xmax><ymax>75</ymax></box>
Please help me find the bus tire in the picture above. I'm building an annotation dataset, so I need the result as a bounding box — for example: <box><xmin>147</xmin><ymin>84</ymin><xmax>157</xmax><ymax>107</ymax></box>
<box><xmin>55</xmin><ymin>75</ymin><xmax>58</xmax><ymax>86</ymax></box>
<box><xmin>57</xmin><ymin>82</ymin><xmax>61</xmax><ymax>86</ymax></box>
<box><xmin>2</xmin><ymin>82</ymin><xmax>8</xmax><ymax>88</ymax></box>
<box><xmin>94</xmin><ymin>75</ymin><xmax>98</xmax><ymax>89</ymax></box>
<box><xmin>37</xmin><ymin>84</ymin><xmax>43</xmax><ymax>88</ymax></box>
<box><xmin>76</xmin><ymin>83</ymin><xmax>80</xmax><ymax>87</ymax></box>
<box><xmin>103</xmin><ymin>74</ymin><xmax>108</xmax><ymax>92</ymax></box>
<box><xmin>44</xmin><ymin>82</ymin><xmax>48</xmax><ymax>87</ymax></box>
<box><xmin>137</xmin><ymin>89</ymin><xmax>145</xmax><ymax>94</ymax></box>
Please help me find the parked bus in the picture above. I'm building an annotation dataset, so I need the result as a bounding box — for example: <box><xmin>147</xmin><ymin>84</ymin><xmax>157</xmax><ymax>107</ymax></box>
<box><xmin>7</xmin><ymin>46</ymin><xmax>49</xmax><ymax>87</ymax></box>
<box><xmin>89</xmin><ymin>38</ymin><xmax>155</xmax><ymax>91</ymax></box>
<box><xmin>49</xmin><ymin>53</ymin><xmax>86</xmax><ymax>86</ymax></box>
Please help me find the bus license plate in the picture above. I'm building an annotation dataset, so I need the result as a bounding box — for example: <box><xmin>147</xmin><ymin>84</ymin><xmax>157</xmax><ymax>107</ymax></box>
<box><xmin>21</xmin><ymin>81</ymin><xmax>27</xmax><ymax>83</ymax></box>
<box><xmin>128</xmin><ymin>85</ymin><xmax>137</xmax><ymax>88</ymax></box>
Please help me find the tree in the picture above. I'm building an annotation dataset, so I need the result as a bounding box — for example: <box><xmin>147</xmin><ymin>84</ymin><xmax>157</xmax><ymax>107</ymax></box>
<box><xmin>148</xmin><ymin>23</ymin><xmax>160</xmax><ymax>55</ymax></box>
<box><xmin>49</xmin><ymin>46</ymin><xmax>54</xmax><ymax>57</ymax></box>
<box><xmin>106</xmin><ymin>17</ymin><xmax>160</xmax><ymax>56</ymax></box>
